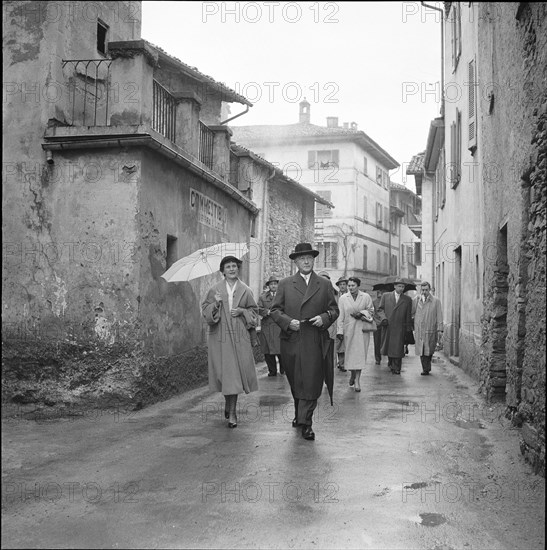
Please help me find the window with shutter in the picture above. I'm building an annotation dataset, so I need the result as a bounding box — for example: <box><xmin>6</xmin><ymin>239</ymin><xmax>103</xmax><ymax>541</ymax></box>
<box><xmin>384</xmin><ymin>252</ymin><xmax>388</xmax><ymax>273</ymax></box>
<box><xmin>315</xmin><ymin>190</ymin><xmax>332</xmax><ymax>217</ymax></box>
<box><xmin>363</xmin><ymin>245</ymin><xmax>368</xmax><ymax>270</ymax></box>
<box><xmin>468</xmin><ymin>58</ymin><xmax>477</xmax><ymax>152</ymax></box>
<box><xmin>376</xmin><ymin>202</ymin><xmax>382</xmax><ymax>227</ymax></box>
<box><xmin>363</xmin><ymin>196</ymin><xmax>368</xmax><ymax>220</ymax></box>
<box><xmin>451</xmin><ymin>3</ymin><xmax>462</xmax><ymax>70</ymax></box>
<box><xmin>376</xmin><ymin>250</ymin><xmax>381</xmax><ymax>271</ymax></box>
<box><xmin>363</xmin><ymin>157</ymin><xmax>368</xmax><ymax>175</ymax></box>
<box><xmin>376</xmin><ymin>166</ymin><xmax>382</xmax><ymax>185</ymax></box>
<box><xmin>308</xmin><ymin>151</ymin><xmax>315</xmax><ymax>169</ymax></box>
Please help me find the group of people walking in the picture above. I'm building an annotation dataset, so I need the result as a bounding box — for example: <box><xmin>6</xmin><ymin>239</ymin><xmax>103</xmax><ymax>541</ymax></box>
<box><xmin>201</xmin><ymin>242</ymin><xmax>443</xmax><ymax>440</ymax></box>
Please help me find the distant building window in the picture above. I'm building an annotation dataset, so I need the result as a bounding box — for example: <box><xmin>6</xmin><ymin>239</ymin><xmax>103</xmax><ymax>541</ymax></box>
<box><xmin>376</xmin><ymin>202</ymin><xmax>383</xmax><ymax>227</ymax></box>
<box><xmin>450</xmin><ymin>2</ymin><xmax>462</xmax><ymax>69</ymax></box>
<box><xmin>383</xmin><ymin>252</ymin><xmax>388</xmax><ymax>273</ymax></box>
<box><xmin>363</xmin><ymin>196</ymin><xmax>368</xmax><ymax>220</ymax></box>
<box><xmin>363</xmin><ymin>157</ymin><xmax>368</xmax><ymax>175</ymax></box>
<box><xmin>376</xmin><ymin>250</ymin><xmax>381</xmax><ymax>271</ymax></box>
<box><xmin>449</xmin><ymin>109</ymin><xmax>462</xmax><ymax>188</ymax></box>
<box><xmin>384</xmin><ymin>206</ymin><xmax>389</xmax><ymax>230</ymax></box>
<box><xmin>315</xmin><ymin>190</ymin><xmax>332</xmax><ymax>217</ymax></box>
<box><xmin>391</xmin><ymin>255</ymin><xmax>397</xmax><ymax>275</ymax></box>
<box><xmin>376</xmin><ymin>166</ymin><xmax>389</xmax><ymax>188</ymax></box>
<box><xmin>308</xmin><ymin>150</ymin><xmax>339</xmax><ymax>169</ymax></box>
<box><xmin>97</xmin><ymin>20</ymin><xmax>108</xmax><ymax>55</ymax></box>
<box><xmin>363</xmin><ymin>245</ymin><xmax>368</xmax><ymax>270</ymax></box>
<box><xmin>317</xmin><ymin>242</ymin><xmax>338</xmax><ymax>269</ymax></box>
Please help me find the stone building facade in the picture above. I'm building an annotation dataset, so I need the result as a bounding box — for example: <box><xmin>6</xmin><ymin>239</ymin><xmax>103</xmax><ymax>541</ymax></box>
<box><xmin>409</xmin><ymin>2</ymin><xmax>545</xmax><ymax>475</ymax></box>
<box><xmin>476</xmin><ymin>2</ymin><xmax>546</xmax><ymax>475</ymax></box>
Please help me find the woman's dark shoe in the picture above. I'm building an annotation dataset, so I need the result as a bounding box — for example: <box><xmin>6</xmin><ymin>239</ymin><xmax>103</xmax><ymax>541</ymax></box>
<box><xmin>301</xmin><ymin>426</ymin><xmax>315</xmax><ymax>440</ymax></box>
<box><xmin>228</xmin><ymin>422</ymin><xmax>237</xmax><ymax>428</ymax></box>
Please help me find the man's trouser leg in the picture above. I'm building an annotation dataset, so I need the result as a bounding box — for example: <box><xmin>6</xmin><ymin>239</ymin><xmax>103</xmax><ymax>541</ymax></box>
<box><xmin>420</xmin><ymin>355</ymin><xmax>432</xmax><ymax>373</ymax></box>
<box><xmin>297</xmin><ymin>399</ymin><xmax>317</xmax><ymax>427</ymax></box>
<box><xmin>390</xmin><ymin>357</ymin><xmax>402</xmax><ymax>373</ymax></box>
<box><xmin>265</xmin><ymin>354</ymin><xmax>277</xmax><ymax>375</ymax></box>
<box><xmin>373</xmin><ymin>330</ymin><xmax>382</xmax><ymax>363</ymax></box>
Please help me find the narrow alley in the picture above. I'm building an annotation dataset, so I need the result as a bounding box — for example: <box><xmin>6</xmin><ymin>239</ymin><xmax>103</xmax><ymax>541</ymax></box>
<box><xmin>2</xmin><ymin>353</ymin><xmax>544</xmax><ymax>550</ymax></box>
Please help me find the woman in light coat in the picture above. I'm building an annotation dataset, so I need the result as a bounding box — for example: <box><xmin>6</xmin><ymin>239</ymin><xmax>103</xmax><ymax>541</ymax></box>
<box><xmin>202</xmin><ymin>255</ymin><xmax>259</xmax><ymax>428</ymax></box>
<box><xmin>336</xmin><ymin>277</ymin><xmax>375</xmax><ymax>392</ymax></box>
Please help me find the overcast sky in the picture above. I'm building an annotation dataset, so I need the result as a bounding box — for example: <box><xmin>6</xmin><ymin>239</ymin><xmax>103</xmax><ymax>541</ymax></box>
<box><xmin>142</xmin><ymin>1</ymin><xmax>443</xmax><ymax>187</ymax></box>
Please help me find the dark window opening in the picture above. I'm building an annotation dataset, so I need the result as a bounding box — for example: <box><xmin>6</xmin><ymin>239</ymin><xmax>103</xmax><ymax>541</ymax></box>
<box><xmin>97</xmin><ymin>20</ymin><xmax>108</xmax><ymax>55</ymax></box>
<box><xmin>166</xmin><ymin>235</ymin><xmax>178</xmax><ymax>269</ymax></box>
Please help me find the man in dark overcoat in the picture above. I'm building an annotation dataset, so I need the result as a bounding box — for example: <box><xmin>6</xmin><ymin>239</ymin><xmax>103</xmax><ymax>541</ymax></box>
<box><xmin>270</xmin><ymin>243</ymin><xmax>339</xmax><ymax>441</ymax></box>
<box><xmin>376</xmin><ymin>278</ymin><xmax>413</xmax><ymax>374</ymax></box>
<box><xmin>258</xmin><ymin>276</ymin><xmax>283</xmax><ymax>376</ymax></box>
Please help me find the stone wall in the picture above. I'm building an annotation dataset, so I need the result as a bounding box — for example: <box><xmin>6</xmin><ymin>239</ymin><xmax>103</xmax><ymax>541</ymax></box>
<box><xmin>477</xmin><ymin>2</ymin><xmax>546</xmax><ymax>474</ymax></box>
<box><xmin>266</xmin><ymin>180</ymin><xmax>315</xmax><ymax>279</ymax></box>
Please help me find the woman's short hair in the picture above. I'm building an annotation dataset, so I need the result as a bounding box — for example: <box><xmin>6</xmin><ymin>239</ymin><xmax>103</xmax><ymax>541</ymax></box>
<box><xmin>348</xmin><ymin>276</ymin><xmax>361</xmax><ymax>287</ymax></box>
<box><xmin>219</xmin><ymin>255</ymin><xmax>242</xmax><ymax>273</ymax></box>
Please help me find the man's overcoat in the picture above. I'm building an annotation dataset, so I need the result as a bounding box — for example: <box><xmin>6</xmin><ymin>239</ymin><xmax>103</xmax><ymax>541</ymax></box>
<box><xmin>377</xmin><ymin>291</ymin><xmax>413</xmax><ymax>358</ymax></box>
<box><xmin>257</xmin><ymin>290</ymin><xmax>281</xmax><ymax>355</ymax></box>
<box><xmin>413</xmin><ymin>294</ymin><xmax>443</xmax><ymax>356</ymax></box>
<box><xmin>270</xmin><ymin>272</ymin><xmax>339</xmax><ymax>400</ymax></box>
<box><xmin>202</xmin><ymin>279</ymin><xmax>258</xmax><ymax>395</ymax></box>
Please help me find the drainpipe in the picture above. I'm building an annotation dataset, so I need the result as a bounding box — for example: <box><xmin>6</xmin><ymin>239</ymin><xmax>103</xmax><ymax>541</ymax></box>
<box><xmin>220</xmin><ymin>105</ymin><xmax>250</xmax><ymax>125</ymax></box>
<box><xmin>421</xmin><ymin>1</ymin><xmax>445</xmax><ymax>116</ymax></box>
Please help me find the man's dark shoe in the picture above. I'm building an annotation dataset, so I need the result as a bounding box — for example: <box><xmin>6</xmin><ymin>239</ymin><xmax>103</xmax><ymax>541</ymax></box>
<box><xmin>267</xmin><ymin>372</ymin><xmax>277</xmax><ymax>377</ymax></box>
<box><xmin>392</xmin><ymin>370</ymin><xmax>401</xmax><ymax>375</ymax></box>
<box><xmin>292</xmin><ymin>418</ymin><xmax>300</xmax><ymax>428</ymax></box>
<box><xmin>375</xmin><ymin>361</ymin><xmax>381</xmax><ymax>365</ymax></box>
<box><xmin>302</xmin><ymin>426</ymin><xmax>315</xmax><ymax>440</ymax></box>
<box><xmin>421</xmin><ymin>372</ymin><xmax>430</xmax><ymax>376</ymax></box>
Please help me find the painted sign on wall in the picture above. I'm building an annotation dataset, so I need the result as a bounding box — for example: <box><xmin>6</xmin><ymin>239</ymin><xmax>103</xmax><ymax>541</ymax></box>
<box><xmin>190</xmin><ymin>188</ymin><xmax>227</xmax><ymax>232</ymax></box>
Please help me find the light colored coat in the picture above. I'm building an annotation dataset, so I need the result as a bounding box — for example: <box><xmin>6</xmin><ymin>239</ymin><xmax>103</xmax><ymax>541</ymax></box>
<box><xmin>413</xmin><ymin>294</ymin><xmax>443</xmax><ymax>356</ymax></box>
<box><xmin>337</xmin><ymin>291</ymin><xmax>374</xmax><ymax>371</ymax></box>
<box><xmin>270</xmin><ymin>271</ymin><xmax>339</xmax><ymax>400</ymax></box>
<box><xmin>202</xmin><ymin>279</ymin><xmax>259</xmax><ymax>395</ymax></box>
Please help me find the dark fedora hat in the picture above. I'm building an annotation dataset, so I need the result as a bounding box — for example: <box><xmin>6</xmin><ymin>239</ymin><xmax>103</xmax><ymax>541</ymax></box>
<box><xmin>289</xmin><ymin>242</ymin><xmax>319</xmax><ymax>260</ymax></box>
<box><xmin>219</xmin><ymin>255</ymin><xmax>243</xmax><ymax>272</ymax></box>
<box><xmin>265</xmin><ymin>275</ymin><xmax>279</xmax><ymax>286</ymax></box>
<box><xmin>335</xmin><ymin>276</ymin><xmax>349</xmax><ymax>287</ymax></box>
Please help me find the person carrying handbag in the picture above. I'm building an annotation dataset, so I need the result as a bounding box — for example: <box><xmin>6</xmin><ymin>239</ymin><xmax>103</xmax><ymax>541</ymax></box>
<box><xmin>336</xmin><ymin>277</ymin><xmax>375</xmax><ymax>392</ymax></box>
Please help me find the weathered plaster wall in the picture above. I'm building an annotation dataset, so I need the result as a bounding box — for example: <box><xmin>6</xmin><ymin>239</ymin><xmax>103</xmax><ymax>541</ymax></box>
<box><xmin>137</xmin><ymin>148</ymin><xmax>254</xmax><ymax>357</ymax></box>
<box><xmin>478</xmin><ymin>2</ymin><xmax>546</xmax><ymax>474</ymax></box>
<box><xmin>3</xmin><ymin>148</ymin><xmax>141</xmax><ymax>344</ymax></box>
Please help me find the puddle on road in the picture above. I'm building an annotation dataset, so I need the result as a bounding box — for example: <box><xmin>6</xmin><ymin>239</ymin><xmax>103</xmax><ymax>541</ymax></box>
<box><xmin>410</xmin><ymin>513</ymin><xmax>447</xmax><ymax>527</ymax></box>
<box><xmin>454</xmin><ymin>419</ymin><xmax>485</xmax><ymax>429</ymax></box>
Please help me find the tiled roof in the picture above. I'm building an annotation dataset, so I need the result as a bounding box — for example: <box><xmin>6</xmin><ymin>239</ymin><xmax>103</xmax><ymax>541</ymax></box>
<box><xmin>231</xmin><ymin>123</ymin><xmax>399</xmax><ymax>170</ymax></box>
<box><xmin>144</xmin><ymin>41</ymin><xmax>252</xmax><ymax>106</ymax></box>
<box><xmin>406</xmin><ymin>152</ymin><xmax>425</xmax><ymax>175</ymax></box>
<box><xmin>230</xmin><ymin>142</ymin><xmax>333</xmax><ymax>208</ymax></box>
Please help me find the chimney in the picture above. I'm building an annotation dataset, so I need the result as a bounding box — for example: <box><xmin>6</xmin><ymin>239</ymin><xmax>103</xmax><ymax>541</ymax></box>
<box><xmin>326</xmin><ymin>117</ymin><xmax>338</xmax><ymax>128</ymax></box>
<box><xmin>343</xmin><ymin>122</ymin><xmax>349</xmax><ymax>129</ymax></box>
<box><xmin>350</xmin><ymin>121</ymin><xmax>358</xmax><ymax>131</ymax></box>
<box><xmin>299</xmin><ymin>98</ymin><xmax>310</xmax><ymax>124</ymax></box>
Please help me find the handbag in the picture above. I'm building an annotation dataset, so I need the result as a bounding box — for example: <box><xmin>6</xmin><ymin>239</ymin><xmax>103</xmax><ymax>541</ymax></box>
<box><xmin>359</xmin><ymin>310</ymin><xmax>377</xmax><ymax>332</ymax></box>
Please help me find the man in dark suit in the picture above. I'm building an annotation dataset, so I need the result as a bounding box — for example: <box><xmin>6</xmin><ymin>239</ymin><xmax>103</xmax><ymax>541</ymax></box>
<box><xmin>376</xmin><ymin>278</ymin><xmax>413</xmax><ymax>374</ymax></box>
<box><xmin>270</xmin><ymin>243</ymin><xmax>339</xmax><ymax>441</ymax></box>
<box><xmin>257</xmin><ymin>276</ymin><xmax>283</xmax><ymax>376</ymax></box>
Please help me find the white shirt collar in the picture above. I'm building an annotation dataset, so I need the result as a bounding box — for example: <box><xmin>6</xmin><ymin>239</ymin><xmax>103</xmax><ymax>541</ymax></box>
<box><xmin>300</xmin><ymin>272</ymin><xmax>311</xmax><ymax>284</ymax></box>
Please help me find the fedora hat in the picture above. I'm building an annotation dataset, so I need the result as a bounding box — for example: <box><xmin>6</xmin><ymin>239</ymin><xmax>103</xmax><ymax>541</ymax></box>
<box><xmin>219</xmin><ymin>255</ymin><xmax>243</xmax><ymax>272</ymax></box>
<box><xmin>317</xmin><ymin>271</ymin><xmax>331</xmax><ymax>279</ymax></box>
<box><xmin>264</xmin><ymin>275</ymin><xmax>279</xmax><ymax>286</ymax></box>
<box><xmin>289</xmin><ymin>242</ymin><xmax>319</xmax><ymax>260</ymax></box>
<box><xmin>393</xmin><ymin>277</ymin><xmax>405</xmax><ymax>285</ymax></box>
<box><xmin>335</xmin><ymin>277</ymin><xmax>348</xmax><ymax>287</ymax></box>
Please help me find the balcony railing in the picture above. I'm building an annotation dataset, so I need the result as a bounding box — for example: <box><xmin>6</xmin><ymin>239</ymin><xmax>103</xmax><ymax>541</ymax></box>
<box><xmin>199</xmin><ymin>121</ymin><xmax>214</xmax><ymax>170</ymax></box>
<box><xmin>152</xmin><ymin>80</ymin><xmax>176</xmax><ymax>143</ymax></box>
<box><xmin>62</xmin><ymin>59</ymin><xmax>113</xmax><ymax>126</ymax></box>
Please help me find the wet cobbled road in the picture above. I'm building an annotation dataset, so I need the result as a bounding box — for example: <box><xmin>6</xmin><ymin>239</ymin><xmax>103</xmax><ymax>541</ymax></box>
<box><xmin>2</xmin><ymin>352</ymin><xmax>545</xmax><ymax>549</ymax></box>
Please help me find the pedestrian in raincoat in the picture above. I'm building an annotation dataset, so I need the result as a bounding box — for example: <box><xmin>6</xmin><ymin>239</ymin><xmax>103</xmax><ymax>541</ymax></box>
<box><xmin>336</xmin><ymin>277</ymin><xmax>375</xmax><ymax>392</ymax></box>
<box><xmin>413</xmin><ymin>281</ymin><xmax>443</xmax><ymax>375</ymax></box>
<box><xmin>376</xmin><ymin>277</ymin><xmax>413</xmax><ymax>374</ymax></box>
<box><xmin>334</xmin><ymin>277</ymin><xmax>349</xmax><ymax>371</ymax></box>
<box><xmin>202</xmin><ymin>255</ymin><xmax>259</xmax><ymax>428</ymax></box>
<box><xmin>270</xmin><ymin>243</ymin><xmax>339</xmax><ymax>441</ymax></box>
<box><xmin>257</xmin><ymin>276</ymin><xmax>283</xmax><ymax>376</ymax></box>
